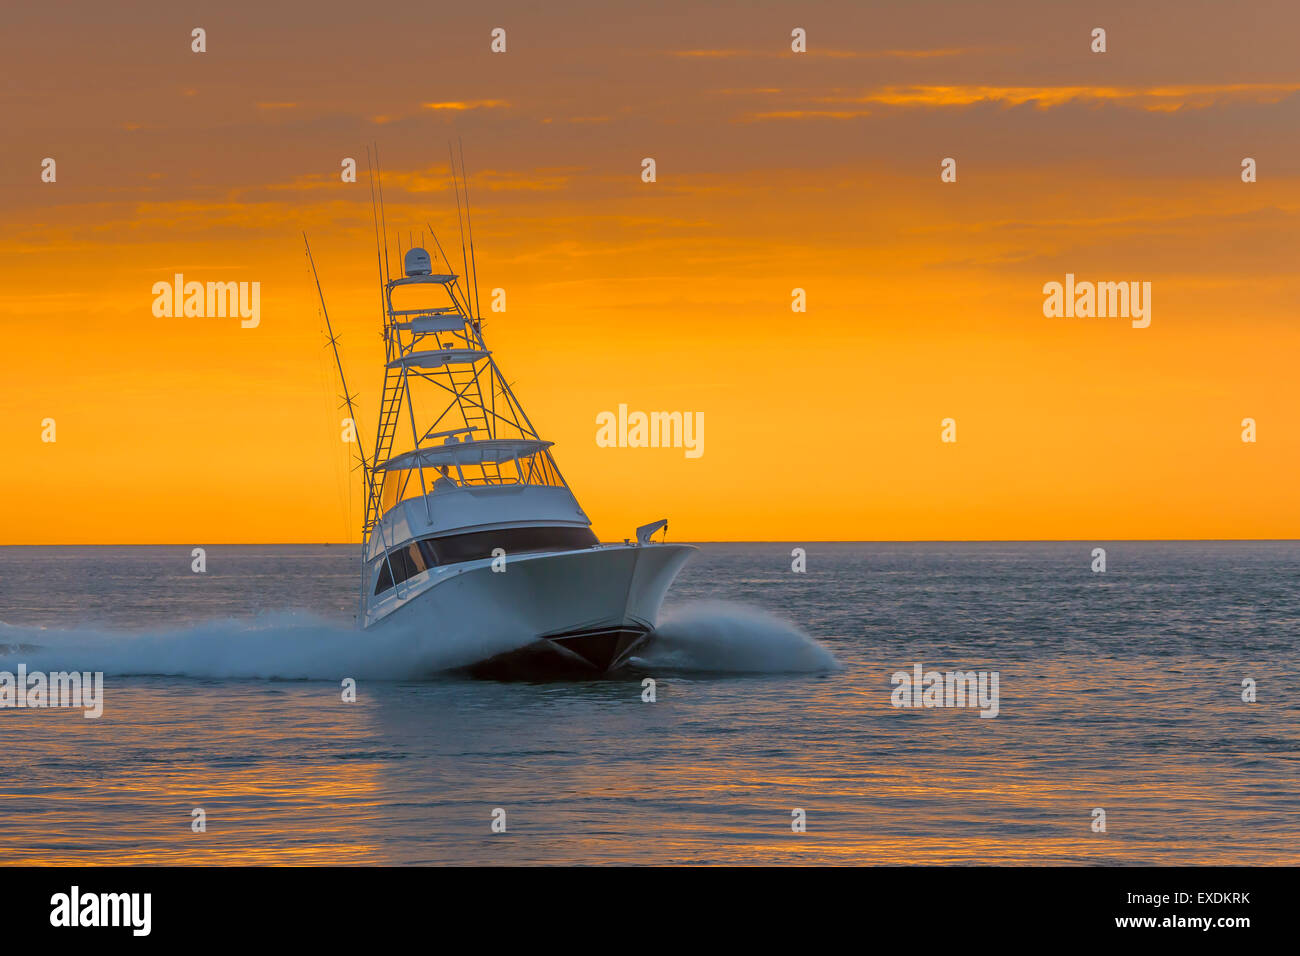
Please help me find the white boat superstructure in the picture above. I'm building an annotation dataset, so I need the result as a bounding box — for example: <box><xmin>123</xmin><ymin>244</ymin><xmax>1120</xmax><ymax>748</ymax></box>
<box><xmin>306</xmin><ymin>151</ymin><xmax>693</xmax><ymax>673</ymax></box>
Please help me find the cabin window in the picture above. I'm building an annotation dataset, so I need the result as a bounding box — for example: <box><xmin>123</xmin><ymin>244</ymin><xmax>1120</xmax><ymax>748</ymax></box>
<box><xmin>374</xmin><ymin>542</ymin><xmax>432</xmax><ymax>595</ymax></box>
<box><xmin>424</xmin><ymin>526</ymin><xmax>597</xmax><ymax>565</ymax></box>
<box><xmin>387</xmin><ymin>547</ymin><xmax>411</xmax><ymax>584</ymax></box>
<box><xmin>373</xmin><ymin>526</ymin><xmax>596</xmax><ymax>595</ymax></box>
<box><xmin>373</xmin><ymin>557</ymin><xmax>393</xmax><ymax>595</ymax></box>
<box><xmin>403</xmin><ymin>542</ymin><xmax>428</xmax><ymax>575</ymax></box>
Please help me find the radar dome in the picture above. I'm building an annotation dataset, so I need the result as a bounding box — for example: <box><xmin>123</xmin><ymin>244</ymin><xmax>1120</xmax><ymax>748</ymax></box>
<box><xmin>404</xmin><ymin>247</ymin><xmax>432</xmax><ymax>277</ymax></box>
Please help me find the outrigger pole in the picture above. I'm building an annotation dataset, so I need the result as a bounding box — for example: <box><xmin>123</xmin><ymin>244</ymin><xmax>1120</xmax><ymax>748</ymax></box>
<box><xmin>304</xmin><ymin>233</ymin><xmax>373</xmax><ymax>500</ymax></box>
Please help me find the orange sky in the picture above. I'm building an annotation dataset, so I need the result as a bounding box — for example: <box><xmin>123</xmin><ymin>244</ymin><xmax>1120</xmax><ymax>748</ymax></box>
<box><xmin>1</xmin><ymin>1</ymin><xmax>1297</xmax><ymax>543</ymax></box>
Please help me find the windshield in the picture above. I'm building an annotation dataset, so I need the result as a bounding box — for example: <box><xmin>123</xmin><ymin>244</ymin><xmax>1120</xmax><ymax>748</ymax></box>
<box><xmin>379</xmin><ymin>448</ymin><xmax>566</xmax><ymax>511</ymax></box>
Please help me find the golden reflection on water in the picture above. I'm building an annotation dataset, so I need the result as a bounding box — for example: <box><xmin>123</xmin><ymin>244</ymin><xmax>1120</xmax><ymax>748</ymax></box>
<box><xmin>3</xmin><ymin>657</ymin><xmax>1297</xmax><ymax>865</ymax></box>
<box><xmin>2</xmin><ymin>687</ymin><xmax>388</xmax><ymax>865</ymax></box>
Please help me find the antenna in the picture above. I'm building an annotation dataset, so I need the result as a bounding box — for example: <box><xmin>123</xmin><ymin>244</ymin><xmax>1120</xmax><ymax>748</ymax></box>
<box><xmin>459</xmin><ymin>138</ymin><xmax>482</xmax><ymax>319</ymax></box>
<box><xmin>304</xmin><ymin>233</ymin><xmax>372</xmax><ymax>498</ymax></box>
<box><xmin>366</xmin><ymin>147</ymin><xmax>387</xmax><ymax>339</ymax></box>
<box><xmin>374</xmin><ymin>143</ymin><xmax>391</xmax><ymax>283</ymax></box>
<box><xmin>448</xmin><ymin>142</ymin><xmax>472</xmax><ymax>307</ymax></box>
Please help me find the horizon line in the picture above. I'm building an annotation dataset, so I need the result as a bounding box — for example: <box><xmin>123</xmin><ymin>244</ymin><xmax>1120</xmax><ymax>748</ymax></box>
<box><xmin>2</xmin><ymin>538</ymin><xmax>1298</xmax><ymax>547</ymax></box>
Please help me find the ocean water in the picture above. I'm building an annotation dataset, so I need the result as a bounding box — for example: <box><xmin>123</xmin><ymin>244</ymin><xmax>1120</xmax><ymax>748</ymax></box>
<box><xmin>0</xmin><ymin>542</ymin><xmax>1296</xmax><ymax>865</ymax></box>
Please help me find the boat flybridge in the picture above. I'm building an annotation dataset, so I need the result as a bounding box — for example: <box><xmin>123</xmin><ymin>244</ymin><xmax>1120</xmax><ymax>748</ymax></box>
<box><xmin>305</xmin><ymin>161</ymin><xmax>693</xmax><ymax>674</ymax></box>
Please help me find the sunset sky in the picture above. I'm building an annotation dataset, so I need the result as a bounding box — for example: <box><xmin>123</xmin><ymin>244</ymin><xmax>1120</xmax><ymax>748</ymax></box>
<box><xmin>2</xmin><ymin>0</ymin><xmax>1297</xmax><ymax>543</ymax></box>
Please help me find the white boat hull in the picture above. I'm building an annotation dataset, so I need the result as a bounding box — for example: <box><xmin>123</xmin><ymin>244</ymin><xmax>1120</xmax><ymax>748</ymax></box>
<box><xmin>364</xmin><ymin>543</ymin><xmax>695</xmax><ymax>674</ymax></box>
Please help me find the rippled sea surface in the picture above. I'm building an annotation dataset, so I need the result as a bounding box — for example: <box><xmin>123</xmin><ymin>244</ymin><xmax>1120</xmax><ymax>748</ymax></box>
<box><xmin>0</xmin><ymin>542</ymin><xmax>1296</xmax><ymax>865</ymax></box>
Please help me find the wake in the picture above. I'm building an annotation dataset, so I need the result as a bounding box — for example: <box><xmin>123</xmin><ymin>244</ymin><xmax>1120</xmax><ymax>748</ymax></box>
<box><xmin>0</xmin><ymin>601</ymin><xmax>837</xmax><ymax>681</ymax></box>
<box><xmin>0</xmin><ymin>613</ymin><xmax>506</xmax><ymax>681</ymax></box>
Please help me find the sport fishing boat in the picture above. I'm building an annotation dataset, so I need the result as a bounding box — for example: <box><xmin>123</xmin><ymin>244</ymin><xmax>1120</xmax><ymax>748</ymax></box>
<box><xmin>305</xmin><ymin>153</ymin><xmax>693</xmax><ymax>673</ymax></box>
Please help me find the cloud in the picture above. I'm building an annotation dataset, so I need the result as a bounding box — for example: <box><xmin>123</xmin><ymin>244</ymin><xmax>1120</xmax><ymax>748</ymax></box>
<box><xmin>746</xmin><ymin>110</ymin><xmax>872</xmax><ymax>121</ymax></box>
<box><xmin>670</xmin><ymin>48</ymin><xmax>972</xmax><ymax>60</ymax></box>
<box><xmin>421</xmin><ymin>100</ymin><xmax>509</xmax><ymax>111</ymax></box>
<box><xmin>741</xmin><ymin>82</ymin><xmax>1300</xmax><ymax>119</ymax></box>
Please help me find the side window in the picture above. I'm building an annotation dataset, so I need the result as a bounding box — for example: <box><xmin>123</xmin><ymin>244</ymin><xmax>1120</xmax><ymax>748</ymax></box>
<box><xmin>405</xmin><ymin>542</ymin><xmax>427</xmax><ymax>574</ymax></box>
<box><xmin>374</xmin><ymin>557</ymin><xmax>393</xmax><ymax>595</ymax></box>
<box><xmin>389</xmin><ymin>547</ymin><xmax>412</xmax><ymax>584</ymax></box>
<box><xmin>379</xmin><ymin>543</ymin><xmax>430</xmax><ymax>592</ymax></box>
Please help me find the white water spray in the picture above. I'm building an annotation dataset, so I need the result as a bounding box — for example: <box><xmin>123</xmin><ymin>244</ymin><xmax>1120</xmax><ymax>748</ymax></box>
<box><xmin>639</xmin><ymin>601</ymin><xmax>838</xmax><ymax>673</ymax></box>
<box><xmin>0</xmin><ymin>613</ymin><xmax>534</xmax><ymax>681</ymax></box>
<box><xmin>0</xmin><ymin>601</ymin><xmax>836</xmax><ymax>680</ymax></box>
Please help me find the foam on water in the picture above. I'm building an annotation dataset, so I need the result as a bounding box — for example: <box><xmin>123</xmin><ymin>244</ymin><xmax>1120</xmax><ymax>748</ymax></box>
<box><xmin>0</xmin><ymin>613</ymin><xmax>534</xmax><ymax>680</ymax></box>
<box><xmin>0</xmin><ymin>601</ymin><xmax>836</xmax><ymax>680</ymax></box>
<box><xmin>639</xmin><ymin>600</ymin><xmax>839</xmax><ymax>673</ymax></box>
